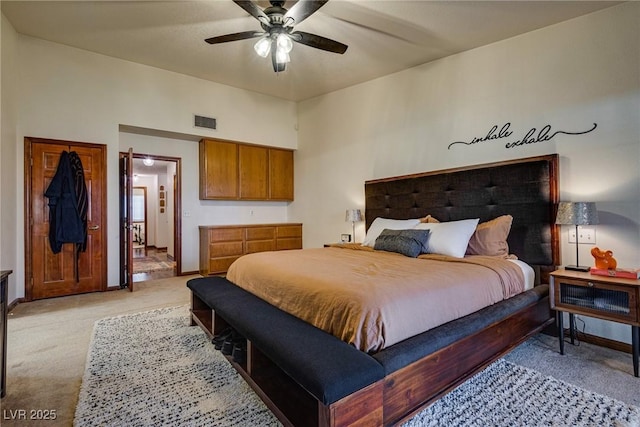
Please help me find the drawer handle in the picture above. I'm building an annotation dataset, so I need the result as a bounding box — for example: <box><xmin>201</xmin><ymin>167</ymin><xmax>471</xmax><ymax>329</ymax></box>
<box><xmin>587</xmin><ymin>282</ymin><xmax>594</xmax><ymax>287</ymax></box>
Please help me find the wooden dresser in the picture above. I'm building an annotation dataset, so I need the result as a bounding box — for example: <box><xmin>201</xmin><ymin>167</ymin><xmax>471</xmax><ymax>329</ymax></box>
<box><xmin>199</xmin><ymin>223</ymin><xmax>302</xmax><ymax>275</ymax></box>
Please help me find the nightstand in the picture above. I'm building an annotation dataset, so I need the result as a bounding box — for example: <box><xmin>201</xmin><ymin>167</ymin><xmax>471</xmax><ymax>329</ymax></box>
<box><xmin>550</xmin><ymin>269</ymin><xmax>640</xmax><ymax>377</ymax></box>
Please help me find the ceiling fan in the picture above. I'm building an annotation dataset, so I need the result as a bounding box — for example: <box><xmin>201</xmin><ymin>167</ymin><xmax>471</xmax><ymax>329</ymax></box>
<box><xmin>205</xmin><ymin>0</ymin><xmax>348</xmax><ymax>72</ymax></box>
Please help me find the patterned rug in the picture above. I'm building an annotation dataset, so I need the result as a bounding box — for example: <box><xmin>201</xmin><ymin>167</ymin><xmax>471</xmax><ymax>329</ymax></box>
<box><xmin>75</xmin><ymin>306</ymin><xmax>640</xmax><ymax>427</ymax></box>
<box><xmin>132</xmin><ymin>255</ymin><xmax>175</xmax><ymax>274</ymax></box>
<box><xmin>75</xmin><ymin>306</ymin><xmax>278</xmax><ymax>427</ymax></box>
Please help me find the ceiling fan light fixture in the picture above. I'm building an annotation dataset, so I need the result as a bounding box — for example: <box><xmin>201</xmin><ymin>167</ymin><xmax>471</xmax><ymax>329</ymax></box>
<box><xmin>276</xmin><ymin>48</ymin><xmax>290</xmax><ymax>64</ymax></box>
<box><xmin>206</xmin><ymin>0</ymin><xmax>347</xmax><ymax>73</ymax></box>
<box><xmin>277</xmin><ymin>33</ymin><xmax>293</xmax><ymax>53</ymax></box>
<box><xmin>254</xmin><ymin>36</ymin><xmax>271</xmax><ymax>58</ymax></box>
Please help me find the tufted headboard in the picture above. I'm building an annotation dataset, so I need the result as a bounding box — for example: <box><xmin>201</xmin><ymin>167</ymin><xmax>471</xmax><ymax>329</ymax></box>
<box><xmin>364</xmin><ymin>155</ymin><xmax>559</xmax><ymax>284</ymax></box>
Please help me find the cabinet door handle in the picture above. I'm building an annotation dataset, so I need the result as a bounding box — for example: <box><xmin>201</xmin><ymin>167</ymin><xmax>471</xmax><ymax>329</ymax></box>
<box><xmin>587</xmin><ymin>282</ymin><xmax>594</xmax><ymax>287</ymax></box>
<box><xmin>88</xmin><ymin>225</ymin><xmax>100</xmax><ymax>230</ymax></box>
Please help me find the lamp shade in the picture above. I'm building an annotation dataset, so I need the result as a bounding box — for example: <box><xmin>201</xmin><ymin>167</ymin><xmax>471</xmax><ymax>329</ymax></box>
<box><xmin>345</xmin><ymin>209</ymin><xmax>363</xmax><ymax>223</ymax></box>
<box><xmin>555</xmin><ymin>202</ymin><xmax>599</xmax><ymax>225</ymax></box>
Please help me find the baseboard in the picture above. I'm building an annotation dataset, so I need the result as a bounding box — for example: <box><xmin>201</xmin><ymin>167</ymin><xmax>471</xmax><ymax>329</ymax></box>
<box><xmin>569</xmin><ymin>328</ymin><xmax>633</xmax><ymax>354</ymax></box>
<box><xmin>543</xmin><ymin>314</ymin><xmax>632</xmax><ymax>354</ymax></box>
<box><xmin>8</xmin><ymin>297</ymin><xmax>24</xmax><ymax>313</ymax></box>
<box><xmin>180</xmin><ymin>270</ymin><xmax>199</xmax><ymax>276</ymax></box>
<box><xmin>142</xmin><ymin>245</ymin><xmax>167</xmax><ymax>251</ymax></box>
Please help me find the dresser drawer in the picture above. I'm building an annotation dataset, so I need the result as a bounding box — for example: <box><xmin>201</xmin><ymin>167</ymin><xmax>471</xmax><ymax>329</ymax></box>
<box><xmin>209</xmin><ymin>257</ymin><xmax>240</xmax><ymax>274</ymax></box>
<box><xmin>276</xmin><ymin>238</ymin><xmax>302</xmax><ymax>251</ymax></box>
<box><xmin>246</xmin><ymin>227</ymin><xmax>275</xmax><ymax>241</ymax></box>
<box><xmin>209</xmin><ymin>228</ymin><xmax>243</xmax><ymax>242</ymax></box>
<box><xmin>246</xmin><ymin>240</ymin><xmax>276</xmax><ymax>254</ymax></box>
<box><xmin>277</xmin><ymin>225</ymin><xmax>302</xmax><ymax>239</ymax></box>
<box><xmin>209</xmin><ymin>241</ymin><xmax>244</xmax><ymax>257</ymax></box>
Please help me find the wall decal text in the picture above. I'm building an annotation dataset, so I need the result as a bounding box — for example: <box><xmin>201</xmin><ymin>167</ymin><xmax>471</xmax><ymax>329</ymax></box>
<box><xmin>448</xmin><ymin>122</ymin><xmax>597</xmax><ymax>150</ymax></box>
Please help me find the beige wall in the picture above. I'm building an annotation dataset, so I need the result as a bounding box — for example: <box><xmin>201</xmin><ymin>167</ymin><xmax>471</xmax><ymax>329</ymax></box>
<box><xmin>294</xmin><ymin>3</ymin><xmax>640</xmax><ymax>342</ymax></box>
<box><xmin>2</xmin><ymin>20</ymin><xmax>298</xmax><ymax>299</ymax></box>
<box><xmin>1</xmin><ymin>14</ymin><xmax>19</xmax><ymax>303</ymax></box>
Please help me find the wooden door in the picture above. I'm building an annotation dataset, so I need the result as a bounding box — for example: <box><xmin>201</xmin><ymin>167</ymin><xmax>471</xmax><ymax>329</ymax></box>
<box><xmin>119</xmin><ymin>149</ymin><xmax>134</xmax><ymax>291</ymax></box>
<box><xmin>239</xmin><ymin>145</ymin><xmax>269</xmax><ymax>199</ymax></box>
<box><xmin>199</xmin><ymin>139</ymin><xmax>238</xmax><ymax>199</ymax></box>
<box><xmin>269</xmin><ymin>148</ymin><xmax>294</xmax><ymax>200</ymax></box>
<box><xmin>25</xmin><ymin>138</ymin><xmax>107</xmax><ymax>300</ymax></box>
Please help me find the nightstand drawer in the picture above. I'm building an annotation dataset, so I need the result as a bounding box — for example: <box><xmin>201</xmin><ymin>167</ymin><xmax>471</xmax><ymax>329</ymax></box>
<box><xmin>552</xmin><ymin>277</ymin><xmax>638</xmax><ymax>323</ymax></box>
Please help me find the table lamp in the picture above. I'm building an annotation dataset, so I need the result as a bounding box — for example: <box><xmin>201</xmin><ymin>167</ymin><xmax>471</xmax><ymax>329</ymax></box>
<box><xmin>345</xmin><ymin>209</ymin><xmax>363</xmax><ymax>243</ymax></box>
<box><xmin>555</xmin><ymin>202</ymin><xmax>599</xmax><ymax>271</ymax></box>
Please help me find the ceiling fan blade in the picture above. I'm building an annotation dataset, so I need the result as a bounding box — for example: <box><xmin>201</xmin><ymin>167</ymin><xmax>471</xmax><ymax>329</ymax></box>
<box><xmin>233</xmin><ymin>0</ymin><xmax>270</xmax><ymax>25</ymax></box>
<box><xmin>284</xmin><ymin>0</ymin><xmax>328</xmax><ymax>26</ymax></box>
<box><xmin>205</xmin><ymin>31</ymin><xmax>263</xmax><ymax>44</ymax></box>
<box><xmin>291</xmin><ymin>31</ymin><xmax>348</xmax><ymax>54</ymax></box>
<box><xmin>323</xmin><ymin>2</ymin><xmax>437</xmax><ymax>47</ymax></box>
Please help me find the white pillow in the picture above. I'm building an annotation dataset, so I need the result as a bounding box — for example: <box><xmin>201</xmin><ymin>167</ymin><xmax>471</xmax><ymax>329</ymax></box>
<box><xmin>414</xmin><ymin>218</ymin><xmax>480</xmax><ymax>258</ymax></box>
<box><xmin>362</xmin><ymin>217</ymin><xmax>421</xmax><ymax>247</ymax></box>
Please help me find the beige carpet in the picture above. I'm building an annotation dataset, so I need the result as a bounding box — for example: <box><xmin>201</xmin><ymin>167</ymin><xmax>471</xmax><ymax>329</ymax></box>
<box><xmin>3</xmin><ymin>275</ymin><xmax>194</xmax><ymax>426</ymax></box>
<box><xmin>3</xmin><ymin>276</ymin><xmax>639</xmax><ymax>426</ymax></box>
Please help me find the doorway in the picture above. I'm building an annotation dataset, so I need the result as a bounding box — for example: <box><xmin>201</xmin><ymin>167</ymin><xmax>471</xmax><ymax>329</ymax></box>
<box><xmin>119</xmin><ymin>152</ymin><xmax>182</xmax><ymax>289</ymax></box>
<box><xmin>132</xmin><ymin>187</ymin><xmax>147</xmax><ymax>254</ymax></box>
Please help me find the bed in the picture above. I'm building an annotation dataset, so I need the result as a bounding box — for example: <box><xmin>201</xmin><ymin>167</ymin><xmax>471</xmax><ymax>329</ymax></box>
<box><xmin>189</xmin><ymin>154</ymin><xmax>559</xmax><ymax>426</ymax></box>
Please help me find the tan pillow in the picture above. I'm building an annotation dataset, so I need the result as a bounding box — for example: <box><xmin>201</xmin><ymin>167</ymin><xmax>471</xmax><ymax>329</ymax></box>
<box><xmin>466</xmin><ymin>215</ymin><xmax>513</xmax><ymax>257</ymax></box>
<box><xmin>420</xmin><ymin>215</ymin><xmax>440</xmax><ymax>223</ymax></box>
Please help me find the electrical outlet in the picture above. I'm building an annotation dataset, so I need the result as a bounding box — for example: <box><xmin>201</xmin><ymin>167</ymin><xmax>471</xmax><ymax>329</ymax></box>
<box><xmin>578</xmin><ymin>227</ymin><xmax>595</xmax><ymax>244</ymax></box>
<box><xmin>569</xmin><ymin>226</ymin><xmax>595</xmax><ymax>244</ymax></box>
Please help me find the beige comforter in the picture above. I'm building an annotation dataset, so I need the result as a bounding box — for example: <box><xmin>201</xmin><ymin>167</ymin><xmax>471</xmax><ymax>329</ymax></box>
<box><xmin>226</xmin><ymin>245</ymin><xmax>525</xmax><ymax>352</ymax></box>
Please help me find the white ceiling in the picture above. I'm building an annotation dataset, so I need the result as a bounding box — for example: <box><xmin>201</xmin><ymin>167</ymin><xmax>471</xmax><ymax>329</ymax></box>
<box><xmin>132</xmin><ymin>157</ymin><xmax>172</xmax><ymax>176</ymax></box>
<box><xmin>2</xmin><ymin>0</ymin><xmax>620</xmax><ymax>102</ymax></box>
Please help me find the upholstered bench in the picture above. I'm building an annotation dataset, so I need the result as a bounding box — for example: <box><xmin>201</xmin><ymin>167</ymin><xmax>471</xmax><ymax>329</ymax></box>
<box><xmin>187</xmin><ymin>276</ymin><xmax>385</xmax><ymax>406</ymax></box>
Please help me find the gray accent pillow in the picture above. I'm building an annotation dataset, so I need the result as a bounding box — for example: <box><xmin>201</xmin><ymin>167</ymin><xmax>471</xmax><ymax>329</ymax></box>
<box><xmin>374</xmin><ymin>228</ymin><xmax>431</xmax><ymax>258</ymax></box>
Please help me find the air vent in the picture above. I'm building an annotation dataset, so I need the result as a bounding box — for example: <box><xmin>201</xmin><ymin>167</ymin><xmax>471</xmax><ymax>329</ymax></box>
<box><xmin>194</xmin><ymin>115</ymin><xmax>216</xmax><ymax>130</ymax></box>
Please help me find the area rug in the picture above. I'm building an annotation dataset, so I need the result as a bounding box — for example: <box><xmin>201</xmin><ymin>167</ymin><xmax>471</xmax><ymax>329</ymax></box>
<box><xmin>132</xmin><ymin>255</ymin><xmax>175</xmax><ymax>274</ymax></box>
<box><xmin>75</xmin><ymin>306</ymin><xmax>640</xmax><ymax>427</ymax></box>
<box><xmin>74</xmin><ymin>306</ymin><xmax>279</xmax><ymax>427</ymax></box>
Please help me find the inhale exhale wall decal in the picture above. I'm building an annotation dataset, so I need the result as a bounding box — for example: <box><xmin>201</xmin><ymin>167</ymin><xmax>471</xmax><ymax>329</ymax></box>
<box><xmin>448</xmin><ymin>122</ymin><xmax>597</xmax><ymax>150</ymax></box>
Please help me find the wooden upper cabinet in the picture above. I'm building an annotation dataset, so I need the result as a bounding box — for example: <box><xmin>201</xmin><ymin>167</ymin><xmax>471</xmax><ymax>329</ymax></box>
<box><xmin>269</xmin><ymin>148</ymin><xmax>294</xmax><ymax>200</ymax></box>
<box><xmin>239</xmin><ymin>145</ymin><xmax>269</xmax><ymax>199</ymax></box>
<box><xmin>199</xmin><ymin>139</ymin><xmax>238</xmax><ymax>199</ymax></box>
<box><xmin>200</xmin><ymin>138</ymin><xmax>294</xmax><ymax>201</ymax></box>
